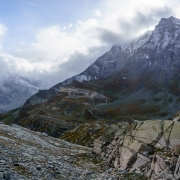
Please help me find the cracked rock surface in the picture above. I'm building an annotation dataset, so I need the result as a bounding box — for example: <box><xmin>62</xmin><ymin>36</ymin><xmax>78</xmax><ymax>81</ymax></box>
<box><xmin>93</xmin><ymin>117</ymin><xmax>180</xmax><ymax>179</ymax></box>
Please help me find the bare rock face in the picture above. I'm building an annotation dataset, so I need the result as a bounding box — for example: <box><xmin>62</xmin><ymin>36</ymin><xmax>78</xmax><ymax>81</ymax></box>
<box><xmin>169</xmin><ymin>122</ymin><xmax>180</xmax><ymax>148</ymax></box>
<box><xmin>132</xmin><ymin>120</ymin><xmax>163</xmax><ymax>145</ymax></box>
<box><xmin>130</xmin><ymin>154</ymin><xmax>151</xmax><ymax>173</ymax></box>
<box><xmin>93</xmin><ymin>118</ymin><xmax>180</xmax><ymax>179</ymax></box>
<box><xmin>173</xmin><ymin>144</ymin><xmax>180</xmax><ymax>156</ymax></box>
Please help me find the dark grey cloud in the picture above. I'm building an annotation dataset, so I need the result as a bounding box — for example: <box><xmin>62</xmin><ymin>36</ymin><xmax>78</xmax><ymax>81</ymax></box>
<box><xmin>120</xmin><ymin>6</ymin><xmax>174</xmax><ymax>32</ymax></box>
<box><xmin>96</xmin><ymin>28</ymin><xmax>128</xmax><ymax>45</ymax></box>
<box><xmin>0</xmin><ymin>57</ymin><xmax>13</xmax><ymax>83</ymax></box>
<box><xmin>96</xmin><ymin>6</ymin><xmax>174</xmax><ymax>45</ymax></box>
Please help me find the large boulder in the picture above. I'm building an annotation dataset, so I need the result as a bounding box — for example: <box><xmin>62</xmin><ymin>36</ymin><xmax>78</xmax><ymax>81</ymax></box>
<box><xmin>132</xmin><ymin>120</ymin><xmax>163</xmax><ymax>145</ymax></box>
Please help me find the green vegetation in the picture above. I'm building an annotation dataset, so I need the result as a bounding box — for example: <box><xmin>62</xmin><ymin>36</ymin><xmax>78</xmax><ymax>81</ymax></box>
<box><xmin>60</xmin><ymin>123</ymin><xmax>106</xmax><ymax>146</ymax></box>
<box><xmin>0</xmin><ymin>109</ymin><xmax>18</xmax><ymax>125</ymax></box>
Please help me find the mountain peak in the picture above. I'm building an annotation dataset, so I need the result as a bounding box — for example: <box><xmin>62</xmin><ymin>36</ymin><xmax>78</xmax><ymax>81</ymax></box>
<box><xmin>143</xmin><ymin>16</ymin><xmax>180</xmax><ymax>51</ymax></box>
<box><xmin>23</xmin><ymin>17</ymin><xmax>180</xmax><ymax>121</ymax></box>
<box><xmin>158</xmin><ymin>16</ymin><xmax>180</xmax><ymax>25</ymax></box>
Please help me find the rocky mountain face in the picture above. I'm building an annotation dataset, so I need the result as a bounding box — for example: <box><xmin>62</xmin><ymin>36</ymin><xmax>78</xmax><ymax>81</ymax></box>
<box><xmin>92</xmin><ymin>113</ymin><xmax>180</xmax><ymax>179</ymax></box>
<box><xmin>0</xmin><ymin>74</ymin><xmax>44</xmax><ymax>113</ymax></box>
<box><xmin>14</xmin><ymin>87</ymin><xmax>111</xmax><ymax>137</ymax></box>
<box><xmin>26</xmin><ymin>17</ymin><xmax>180</xmax><ymax>119</ymax></box>
<box><xmin>8</xmin><ymin>16</ymin><xmax>180</xmax><ymax>149</ymax></box>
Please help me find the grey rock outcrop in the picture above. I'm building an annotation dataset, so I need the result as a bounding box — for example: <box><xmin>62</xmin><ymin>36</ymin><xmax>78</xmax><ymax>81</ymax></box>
<box><xmin>93</xmin><ymin>119</ymin><xmax>180</xmax><ymax>179</ymax></box>
<box><xmin>59</xmin><ymin>87</ymin><xmax>111</xmax><ymax>103</ymax></box>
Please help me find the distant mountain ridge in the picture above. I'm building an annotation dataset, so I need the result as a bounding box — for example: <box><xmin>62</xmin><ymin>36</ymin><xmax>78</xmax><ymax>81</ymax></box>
<box><xmin>0</xmin><ymin>74</ymin><xmax>44</xmax><ymax>112</ymax></box>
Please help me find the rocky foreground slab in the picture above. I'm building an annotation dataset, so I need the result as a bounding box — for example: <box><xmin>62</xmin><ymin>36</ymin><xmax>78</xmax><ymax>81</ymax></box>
<box><xmin>1</xmin><ymin>116</ymin><xmax>180</xmax><ymax>179</ymax></box>
<box><xmin>0</xmin><ymin>123</ymin><xmax>117</xmax><ymax>180</ymax></box>
<box><xmin>93</xmin><ymin>113</ymin><xmax>180</xmax><ymax>179</ymax></box>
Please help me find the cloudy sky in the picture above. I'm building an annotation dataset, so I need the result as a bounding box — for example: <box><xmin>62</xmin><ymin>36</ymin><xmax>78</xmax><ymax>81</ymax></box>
<box><xmin>0</xmin><ymin>0</ymin><xmax>179</xmax><ymax>88</ymax></box>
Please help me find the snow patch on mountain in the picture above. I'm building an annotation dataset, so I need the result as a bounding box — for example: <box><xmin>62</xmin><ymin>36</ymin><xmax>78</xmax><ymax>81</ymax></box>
<box><xmin>92</xmin><ymin>64</ymin><xmax>100</xmax><ymax>74</ymax></box>
<box><xmin>121</xmin><ymin>31</ymin><xmax>152</xmax><ymax>56</ymax></box>
<box><xmin>144</xmin><ymin>16</ymin><xmax>180</xmax><ymax>51</ymax></box>
<box><xmin>144</xmin><ymin>54</ymin><xmax>150</xmax><ymax>59</ymax></box>
<box><xmin>74</xmin><ymin>74</ymin><xmax>91</xmax><ymax>82</ymax></box>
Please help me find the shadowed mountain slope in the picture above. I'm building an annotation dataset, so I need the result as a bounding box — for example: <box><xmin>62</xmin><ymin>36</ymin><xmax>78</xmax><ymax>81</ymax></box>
<box><xmin>13</xmin><ymin>16</ymin><xmax>180</xmax><ymax>135</ymax></box>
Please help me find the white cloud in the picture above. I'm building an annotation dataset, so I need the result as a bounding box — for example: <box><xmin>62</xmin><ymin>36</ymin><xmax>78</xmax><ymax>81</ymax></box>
<box><xmin>23</xmin><ymin>18</ymin><xmax>106</xmax><ymax>64</ymax></box>
<box><xmin>0</xmin><ymin>24</ymin><xmax>7</xmax><ymax>51</ymax></box>
<box><xmin>1</xmin><ymin>0</ymin><xmax>179</xmax><ymax>87</ymax></box>
<box><xmin>0</xmin><ymin>52</ymin><xmax>62</xmax><ymax>87</ymax></box>
<box><xmin>28</xmin><ymin>3</ymin><xmax>173</xmax><ymax>63</ymax></box>
<box><xmin>0</xmin><ymin>24</ymin><xmax>6</xmax><ymax>37</ymax></box>
<box><xmin>92</xmin><ymin>9</ymin><xmax>102</xmax><ymax>17</ymax></box>
<box><xmin>23</xmin><ymin>1</ymin><xmax>37</xmax><ymax>7</ymax></box>
<box><xmin>68</xmin><ymin>23</ymin><xmax>73</xmax><ymax>28</ymax></box>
